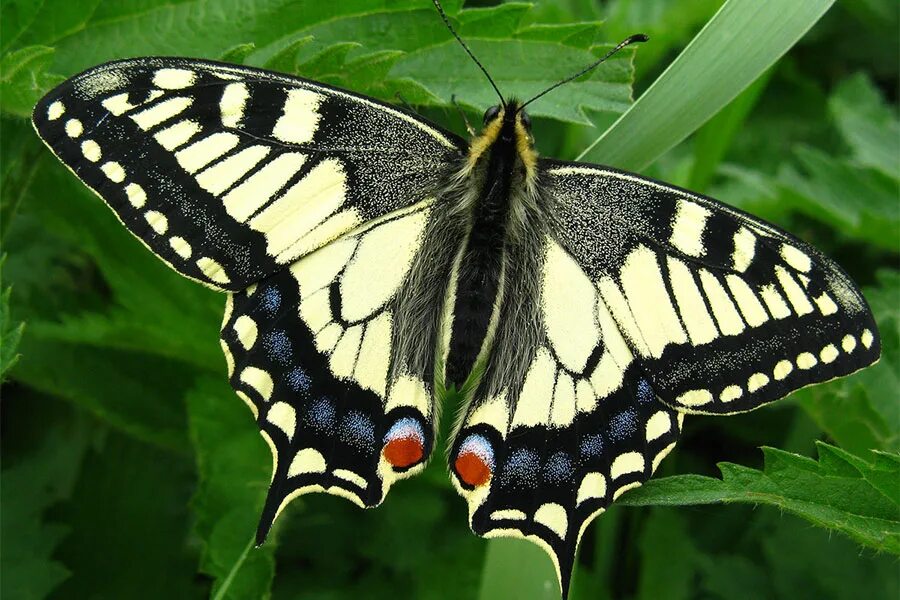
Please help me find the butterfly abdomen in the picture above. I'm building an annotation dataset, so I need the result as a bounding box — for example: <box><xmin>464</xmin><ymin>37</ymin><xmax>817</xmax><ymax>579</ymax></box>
<box><xmin>443</xmin><ymin>110</ymin><xmax>531</xmax><ymax>390</ymax></box>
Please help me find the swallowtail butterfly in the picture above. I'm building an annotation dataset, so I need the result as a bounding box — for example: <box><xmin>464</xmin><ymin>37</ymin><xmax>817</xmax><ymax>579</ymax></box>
<box><xmin>32</xmin><ymin>3</ymin><xmax>880</xmax><ymax>596</ymax></box>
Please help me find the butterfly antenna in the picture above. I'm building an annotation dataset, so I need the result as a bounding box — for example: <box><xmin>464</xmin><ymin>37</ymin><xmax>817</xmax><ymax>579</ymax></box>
<box><xmin>432</xmin><ymin>0</ymin><xmax>505</xmax><ymax>106</ymax></box>
<box><xmin>519</xmin><ymin>34</ymin><xmax>649</xmax><ymax>111</ymax></box>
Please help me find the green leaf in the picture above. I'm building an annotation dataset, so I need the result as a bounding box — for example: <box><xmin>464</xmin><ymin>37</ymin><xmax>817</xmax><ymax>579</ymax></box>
<box><xmin>0</xmin><ymin>287</ymin><xmax>24</xmax><ymax>377</ymax></box>
<box><xmin>50</xmin><ymin>428</ymin><xmax>200</xmax><ymax>599</ymax></box>
<box><xmin>0</xmin><ymin>395</ymin><xmax>91</xmax><ymax>600</ymax></box>
<box><xmin>188</xmin><ymin>377</ymin><xmax>275</xmax><ymax>599</ymax></box>
<box><xmin>0</xmin><ymin>0</ymin><xmax>44</xmax><ymax>54</ymax></box>
<box><xmin>618</xmin><ymin>442</ymin><xmax>900</xmax><ymax>554</ymax></box>
<box><xmin>6</xmin><ymin>0</ymin><xmax>101</xmax><ymax>52</ymax></box>
<box><xmin>795</xmin><ymin>270</ymin><xmax>900</xmax><ymax>454</ymax></box>
<box><xmin>8</xmin><ymin>1</ymin><xmax>633</xmax><ymax>127</ymax></box>
<box><xmin>688</xmin><ymin>67</ymin><xmax>773</xmax><ymax>192</ymax></box>
<box><xmin>580</xmin><ymin>0</ymin><xmax>835</xmax><ymax>170</ymax></box>
<box><xmin>267</xmin><ymin>41</ymin><xmax>408</xmax><ymax>98</ymax></box>
<box><xmin>0</xmin><ymin>45</ymin><xmax>64</xmax><ymax>117</ymax></box>
<box><xmin>600</xmin><ymin>0</ymin><xmax>723</xmax><ymax>78</ymax></box>
<box><xmin>514</xmin><ymin>23</ymin><xmax>603</xmax><ymax>49</ymax></box>
<box><xmin>0</xmin><ymin>117</ymin><xmax>43</xmax><ymax>237</ymax></box>
<box><xmin>828</xmin><ymin>73</ymin><xmax>900</xmax><ymax>180</ymax></box>
<box><xmin>778</xmin><ymin>145</ymin><xmax>899</xmax><ymax>252</ymax></box>
<box><xmin>12</xmin><ymin>335</ymin><xmax>196</xmax><ymax>452</ymax></box>
<box><xmin>293</xmin><ymin>41</ymin><xmax>360</xmax><ymax>77</ymax></box>
<box><xmin>0</xmin><ymin>257</ymin><xmax>25</xmax><ymax>379</ymax></box>
<box><xmin>217</xmin><ymin>42</ymin><xmax>258</xmax><ymax>64</ymax></box>
<box><xmin>249</xmin><ymin>5</ymin><xmax>450</xmax><ymax>67</ymax></box>
<box><xmin>262</xmin><ymin>36</ymin><xmax>314</xmax><ymax>72</ymax></box>
<box><xmin>207</xmin><ymin>512</ymin><xmax>271</xmax><ymax>600</ymax></box>
<box><xmin>336</xmin><ymin>50</ymin><xmax>407</xmax><ymax>93</ymax></box>
<box><xmin>391</xmin><ymin>40</ymin><xmax>635</xmax><ymax>124</ymax></box>
<box><xmin>817</xmin><ymin>445</ymin><xmax>900</xmax><ymax>507</ymax></box>
<box><xmin>458</xmin><ymin>3</ymin><xmax>531</xmax><ymax>38</ymax></box>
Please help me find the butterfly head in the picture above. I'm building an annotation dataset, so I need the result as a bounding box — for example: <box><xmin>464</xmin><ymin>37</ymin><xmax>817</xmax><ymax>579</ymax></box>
<box><xmin>468</xmin><ymin>100</ymin><xmax>537</xmax><ymax>178</ymax></box>
<box><xmin>482</xmin><ymin>100</ymin><xmax>532</xmax><ymax>133</ymax></box>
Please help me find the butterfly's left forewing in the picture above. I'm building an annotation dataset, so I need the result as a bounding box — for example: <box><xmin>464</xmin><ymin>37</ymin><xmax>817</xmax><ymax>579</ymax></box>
<box><xmin>32</xmin><ymin>57</ymin><xmax>463</xmax><ymax>290</ymax></box>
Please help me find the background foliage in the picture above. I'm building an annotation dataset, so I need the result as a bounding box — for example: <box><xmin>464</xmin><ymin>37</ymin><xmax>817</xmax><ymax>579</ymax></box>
<box><xmin>1</xmin><ymin>0</ymin><xmax>898</xmax><ymax>598</ymax></box>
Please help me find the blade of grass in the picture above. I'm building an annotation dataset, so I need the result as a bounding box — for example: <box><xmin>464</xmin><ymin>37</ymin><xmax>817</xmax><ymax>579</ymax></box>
<box><xmin>211</xmin><ymin>536</ymin><xmax>255</xmax><ymax>600</ymax></box>
<box><xmin>478</xmin><ymin>538</ymin><xmax>558</xmax><ymax>600</ymax></box>
<box><xmin>578</xmin><ymin>0</ymin><xmax>835</xmax><ymax>171</ymax></box>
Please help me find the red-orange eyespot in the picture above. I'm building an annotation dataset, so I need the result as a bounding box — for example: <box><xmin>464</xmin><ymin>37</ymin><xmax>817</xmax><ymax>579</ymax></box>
<box><xmin>382</xmin><ymin>417</ymin><xmax>426</xmax><ymax>469</ymax></box>
<box><xmin>454</xmin><ymin>434</ymin><xmax>495</xmax><ymax>488</ymax></box>
<box><xmin>455</xmin><ymin>453</ymin><xmax>491</xmax><ymax>487</ymax></box>
<box><xmin>384</xmin><ymin>436</ymin><xmax>424</xmax><ymax>468</ymax></box>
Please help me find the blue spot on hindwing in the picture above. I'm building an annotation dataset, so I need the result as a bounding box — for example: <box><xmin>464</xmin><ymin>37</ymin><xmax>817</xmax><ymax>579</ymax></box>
<box><xmin>608</xmin><ymin>408</ymin><xmax>638</xmax><ymax>442</ymax></box>
<box><xmin>286</xmin><ymin>367</ymin><xmax>311</xmax><ymax>393</ymax></box>
<box><xmin>304</xmin><ymin>397</ymin><xmax>335</xmax><ymax>431</ymax></box>
<box><xmin>339</xmin><ymin>411</ymin><xmax>375</xmax><ymax>452</ymax></box>
<box><xmin>499</xmin><ymin>448</ymin><xmax>540</xmax><ymax>490</ymax></box>
<box><xmin>637</xmin><ymin>379</ymin><xmax>655</xmax><ymax>405</ymax></box>
<box><xmin>263</xmin><ymin>330</ymin><xmax>292</xmax><ymax>365</ymax></box>
<box><xmin>543</xmin><ymin>451</ymin><xmax>573</xmax><ymax>483</ymax></box>
<box><xmin>260</xmin><ymin>286</ymin><xmax>281</xmax><ymax>316</ymax></box>
<box><xmin>579</xmin><ymin>434</ymin><xmax>604</xmax><ymax>458</ymax></box>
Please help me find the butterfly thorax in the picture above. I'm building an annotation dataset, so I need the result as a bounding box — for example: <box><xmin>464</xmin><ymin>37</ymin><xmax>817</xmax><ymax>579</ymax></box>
<box><xmin>442</xmin><ymin>103</ymin><xmax>540</xmax><ymax>391</ymax></box>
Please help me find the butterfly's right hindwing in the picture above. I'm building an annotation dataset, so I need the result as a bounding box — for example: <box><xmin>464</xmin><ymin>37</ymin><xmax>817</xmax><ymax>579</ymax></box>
<box><xmin>448</xmin><ymin>234</ymin><xmax>682</xmax><ymax>597</ymax></box>
<box><xmin>32</xmin><ymin>57</ymin><xmax>464</xmax><ymax>290</ymax></box>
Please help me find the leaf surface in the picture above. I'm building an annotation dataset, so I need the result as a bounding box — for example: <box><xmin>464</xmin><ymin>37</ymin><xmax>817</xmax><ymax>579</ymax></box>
<box><xmin>619</xmin><ymin>442</ymin><xmax>900</xmax><ymax>554</ymax></box>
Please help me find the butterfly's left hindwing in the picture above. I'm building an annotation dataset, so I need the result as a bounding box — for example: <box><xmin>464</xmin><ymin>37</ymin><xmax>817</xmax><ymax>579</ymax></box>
<box><xmin>220</xmin><ymin>199</ymin><xmax>463</xmax><ymax>542</ymax></box>
<box><xmin>32</xmin><ymin>57</ymin><xmax>463</xmax><ymax>290</ymax></box>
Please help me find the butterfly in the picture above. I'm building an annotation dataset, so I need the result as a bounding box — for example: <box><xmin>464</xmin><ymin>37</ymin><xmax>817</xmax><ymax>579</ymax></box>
<box><xmin>31</xmin><ymin>2</ymin><xmax>880</xmax><ymax>597</ymax></box>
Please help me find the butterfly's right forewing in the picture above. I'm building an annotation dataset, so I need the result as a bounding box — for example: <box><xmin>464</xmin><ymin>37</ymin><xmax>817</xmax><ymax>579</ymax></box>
<box><xmin>540</xmin><ymin>161</ymin><xmax>880</xmax><ymax>415</ymax></box>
